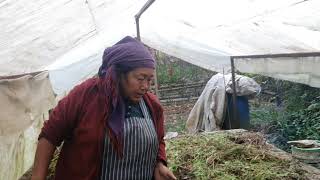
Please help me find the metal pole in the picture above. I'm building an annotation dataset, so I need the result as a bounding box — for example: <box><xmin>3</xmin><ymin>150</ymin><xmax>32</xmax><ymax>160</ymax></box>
<box><xmin>231</xmin><ymin>52</ymin><xmax>320</xmax><ymax>59</ymax></box>
<box><xmin>135</xmin><ymin>18</ymin><xmax>141</xmax><ymax>41</ymax></box>
<box><xmin>135</xmin><ymin>0</ymin><xmax>159</xmax><ymax>96</ymax></box>
<box><xmin>135</xmin><ymin>0</ymin><xmax>156</xmax><ymax>41</ymax></box>
<box><xmin>230</xmin><ymin>57</ymin><xmax>239</xmax><ymax>129</ymax></box>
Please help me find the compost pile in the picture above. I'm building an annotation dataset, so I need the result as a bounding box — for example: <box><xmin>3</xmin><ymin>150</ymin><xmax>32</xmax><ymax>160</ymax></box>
<box><xmin>21</xmin><ymin>131</ymin><xmax>320</xmax><ymax>180</ymax></box>
<box><xmin>166</xmin><ymin>131</ymin><xmax>308</xmax><ymax>180</ymax></box>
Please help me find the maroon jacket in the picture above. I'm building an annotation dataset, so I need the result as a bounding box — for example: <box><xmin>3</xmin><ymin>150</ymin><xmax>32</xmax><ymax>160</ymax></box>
<box><xmin>39</xmin><ymin>77</ymin><xmax>167</xmax><ymax>180</ymax></box>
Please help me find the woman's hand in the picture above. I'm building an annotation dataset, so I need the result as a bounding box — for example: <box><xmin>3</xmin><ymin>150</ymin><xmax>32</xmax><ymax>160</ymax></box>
<box><xmin>154</xmin><ymin>162</ymin><xmax>177</xmax><ymax>180</ymax></box>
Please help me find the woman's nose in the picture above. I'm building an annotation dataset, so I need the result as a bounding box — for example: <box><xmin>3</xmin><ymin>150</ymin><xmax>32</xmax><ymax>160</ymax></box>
<box><xmin>141</xmin><ymin>80</ymin><xmax>150</xmax><ymax>91</ymax></box>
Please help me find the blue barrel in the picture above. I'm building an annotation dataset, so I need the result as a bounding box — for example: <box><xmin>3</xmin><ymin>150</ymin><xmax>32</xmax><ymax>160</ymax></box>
<box><xmin>223</xmin><ymin>93</ymin><xmax>250</xmax><ymax>130</ymax></box>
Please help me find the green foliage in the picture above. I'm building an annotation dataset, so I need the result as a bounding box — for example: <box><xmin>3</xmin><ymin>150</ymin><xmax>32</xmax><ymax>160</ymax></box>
<box><xmin>157</xmin><ymin>62</ymin><xmax>213</xmax><ymax>84</ymax></box>
<box><xmin>280</xmin><ymin>103</ymin><xmax>320</xmax><ymax>141</ymax></box>
<box><xmin>282</xmin><ymin>83</ymin><xmax>320</xmax><ymax>112</ymax></box>
<box><xmin>250</xmin><ymin>105</ymin><xmax>281</xmax><ymax>128</ymax></box>
<box><xmin>155</xmin><ymin>51</ymin><xmax>214</xmax><ymax>84</ymax></box>
<box><xmin>250</xmin><ymin>75</ymin><xmax>320</xmax><ymax>150</ymax></box>
<box><xmin>250</xmin><ymin>105</ymin><xmax>290</xmax><ymax>150</ymax></box>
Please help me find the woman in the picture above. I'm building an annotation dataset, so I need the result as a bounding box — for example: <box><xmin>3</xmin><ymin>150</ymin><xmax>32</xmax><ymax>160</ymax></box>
<box><xmin>31</xmin><ymin>36</ymin><xmax>176</xmax><ymax>180</ymax></box>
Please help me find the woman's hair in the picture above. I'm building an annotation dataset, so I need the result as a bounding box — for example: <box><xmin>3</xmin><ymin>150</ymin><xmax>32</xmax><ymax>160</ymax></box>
<box><xmin>114</xmin><ymin>63</ymin><xmax>132</xmax><ymax>76</ymax></box>
<box><xmin>114</xmin><ymin>64</ymin><xmax>135</xmax><ymax>85</ymax></box>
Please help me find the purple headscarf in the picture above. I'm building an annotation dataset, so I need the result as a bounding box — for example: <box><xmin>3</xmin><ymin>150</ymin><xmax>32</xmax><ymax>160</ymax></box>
<box><xmin>98</xmin><ymin>36</ymin><xmax>155</xmax><ymax>156</ymax></box>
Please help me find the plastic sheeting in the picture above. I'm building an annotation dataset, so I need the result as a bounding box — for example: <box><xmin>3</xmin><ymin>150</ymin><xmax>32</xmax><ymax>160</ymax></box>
<box><xmin>0</xmin><ymin>71</ymin><xmax>55</xmax><ymax>180</ymax></box>
<box><xmin>51</xmin><ymin>0</ymin><xmax>320</xmax><ymax>93</ymax></box>
<box><xmin>140</xmin><ymin>0</ymin><xmax>320</xmax><ymax>87</ymax></box>
<box><xmin>0</xmin><ymin>0</ymin><xmax>97</xmax><ymax>75</ymax></box>
<box><xmin>1</xmin><ymin>0</ymin><xmax>320</xmax><ymax>94</ymax></box>
<box><xmin>235</xmin><ymin>56</ymin><xmax>320</xmax><ymax>88</ymax></box>
<box><xmin>0</xmin><ymin>0</ymin><xmax>147</xmax><ymax>75</ymax></box>
<box><xmin>49</xmin><ymin>51</ymin><xmax>102</xmax><ymax>96</ymax></box>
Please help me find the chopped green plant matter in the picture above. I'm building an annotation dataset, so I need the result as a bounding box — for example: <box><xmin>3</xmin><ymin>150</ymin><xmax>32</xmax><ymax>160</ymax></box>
<box><xmin>30</xmin><ymin>132</ymin><xmax>317</xmax><ymax>180</ymax></box>
<box><xmin>166</xmin><ymin>132</ymin><xmax>308</xmax><ymax>180</ymax></box>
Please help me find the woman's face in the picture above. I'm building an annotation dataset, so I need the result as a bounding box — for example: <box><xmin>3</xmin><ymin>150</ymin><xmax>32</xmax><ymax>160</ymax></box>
<box><xmin>120</xmin><ymin>67</ymin><xmax>155</xmax><ymax>103</ymax></box>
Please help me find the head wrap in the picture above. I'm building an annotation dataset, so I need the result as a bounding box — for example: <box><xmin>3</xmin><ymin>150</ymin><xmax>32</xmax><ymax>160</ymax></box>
<box><xmin>98</xmin><ymin>36</ymin><xmax>155</xmax><ymax>156</ymax></box>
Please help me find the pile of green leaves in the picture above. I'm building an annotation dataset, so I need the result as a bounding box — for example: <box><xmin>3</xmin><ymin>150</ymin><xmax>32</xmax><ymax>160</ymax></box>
<box><xmin>166</xmin><ymin>133</ymin><xmax>307</xmax><ymax>180</ymax></box>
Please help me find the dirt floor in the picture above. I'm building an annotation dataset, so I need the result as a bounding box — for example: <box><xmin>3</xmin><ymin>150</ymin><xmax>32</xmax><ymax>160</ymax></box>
<box><xmin>162</xmin><ymin>100</ymin><xmax>197</xmax><ymax>133</ymax></box>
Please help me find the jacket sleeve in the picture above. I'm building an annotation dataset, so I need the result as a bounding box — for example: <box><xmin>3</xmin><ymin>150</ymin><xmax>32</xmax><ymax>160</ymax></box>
<box><xmin>156</xmin><ymin>105</ymin><xmax>167</xmax><ymax>166</ymax></box>
<box><xmin>38</xmin><ymin>83</ymin><xmax>87</xmax><ymax>146</ymax></box>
